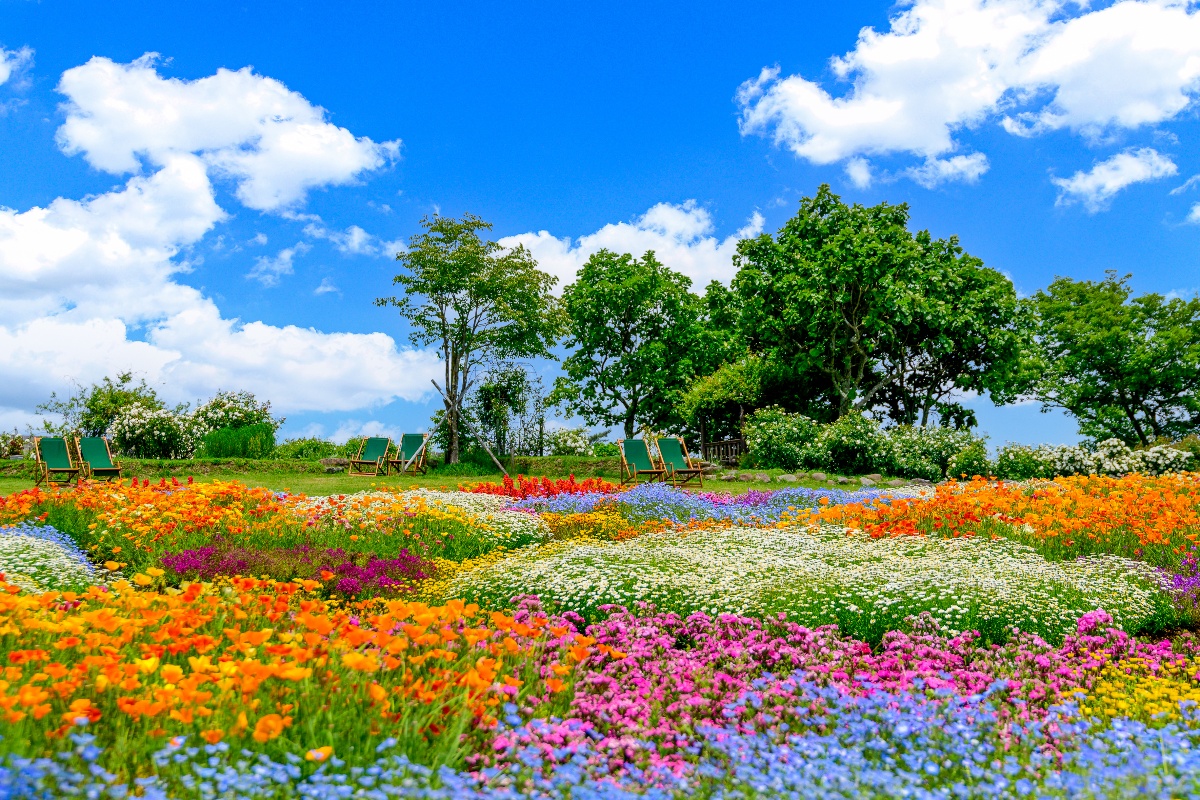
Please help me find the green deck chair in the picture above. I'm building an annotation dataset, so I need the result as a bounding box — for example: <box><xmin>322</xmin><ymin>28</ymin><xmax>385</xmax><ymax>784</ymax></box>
<box><xmin>78</xmin><ymin>437</ymin><xmax>124</xmax><ymax>482</ymax></box>
<box><xmin>348</xmin><ymin>436</ymin><xmax>393</xmax><ymax>476</ymax></box>
<box><xmin>388</xmin><ymin>433</ymin><xmax>430</xmax><ymax>476</ymax></box>
<box><xmin>34</xmin><ymin>436</ymin><xmax>82</xmax><ymax>487</ymax></box>
<box><xmin>618</xmin><ymin>438</ymin><xmax>667</xmax><ymax>486</ymax></box>
<box><xmin>656</xmin><ymin>435</ymin><xmax>704</xmax><ymax>488</ymax></box>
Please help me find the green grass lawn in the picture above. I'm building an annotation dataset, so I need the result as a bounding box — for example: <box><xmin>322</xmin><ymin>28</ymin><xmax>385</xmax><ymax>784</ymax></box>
<box><xmin>0</xmin><ymin>467</ymin><xmax>899</xmax><ymax>497</ymax></box>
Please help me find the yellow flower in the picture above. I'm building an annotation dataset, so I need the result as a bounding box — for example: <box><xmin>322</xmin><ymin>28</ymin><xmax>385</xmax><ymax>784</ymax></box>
<box><xmin>306</xmin><ymin>746</ymin><xmax>333</xmax><ymax>762</ymax></box>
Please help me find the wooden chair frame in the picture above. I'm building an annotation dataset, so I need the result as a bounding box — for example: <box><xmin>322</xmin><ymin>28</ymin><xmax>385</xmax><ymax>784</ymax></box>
<box><xmin>348</xmin><ymin>437</ymin><xmax>393</xmax><ymax>476</ymax></box>
<box><xmin>388</xmin><ymin>433</ymin><xmax>430</xmax><ymax>476</ymax></box>
<box><xmin>655</xmin><ymin>435</ymin><xmax>704</xmax><ymax>488</ymax></box>
<box><xmin>77</xmin><ymin>436</ymin><xmax>124</xmax><ymax>482</ymax></box>
<box><xmin>617</xmin><ymin>438</ymin><xmax>667</xmax><ymax>486</ymax></box>
<box><xmin>33</xmin><ymin>436</ymin><xmax>82</xmax><ymax>487</ymax></box>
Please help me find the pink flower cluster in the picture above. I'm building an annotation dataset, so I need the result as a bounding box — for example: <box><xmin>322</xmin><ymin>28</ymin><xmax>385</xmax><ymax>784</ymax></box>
<box><xmin>490</xmin><ymin>601</ymin><xmax>1200</xmax><ymax>778</ymax></box>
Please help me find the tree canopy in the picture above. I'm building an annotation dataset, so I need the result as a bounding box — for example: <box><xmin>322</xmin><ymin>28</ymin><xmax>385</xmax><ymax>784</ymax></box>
<box><xmin>551</xmin><ymin>249</ymin><xmax>703</xmax><ymax>438</ymax></box>
<box><xmin>37</xmin><ymin>372</ymin><xmax>165</xmax><ymax>437</ymax></box>
<box><xmin>376</xmin><ymin>213</ymin><xmax>562</xmax><ymax>463</ymax></box>
<box><xmin>731</xmin><ymin>184</ymin><xmax>1021</xmax><ymax>425</ymax></box>
<box><xmin>1021</xmin><ymin>272</ymin><xmax>1200</xmax><ymax>445</ymax></box>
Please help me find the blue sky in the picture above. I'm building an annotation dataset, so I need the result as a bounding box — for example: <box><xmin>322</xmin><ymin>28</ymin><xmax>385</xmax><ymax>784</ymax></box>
<box><xmin>1</xmin><ymin>0</ymin><xmax>1198</xmax><ymax>447</ymax></box>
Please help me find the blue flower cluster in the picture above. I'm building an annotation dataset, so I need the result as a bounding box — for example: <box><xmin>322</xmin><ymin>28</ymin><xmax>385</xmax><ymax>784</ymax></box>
<box><xmin>7</xmin><ymin>685</ymin><xmax>1200</xmax><ymax>798</ymax></box>
<box><xmin>509</xmin><ymin>483</ymin><xmax>893</xmax><ymax>525</ymax></box>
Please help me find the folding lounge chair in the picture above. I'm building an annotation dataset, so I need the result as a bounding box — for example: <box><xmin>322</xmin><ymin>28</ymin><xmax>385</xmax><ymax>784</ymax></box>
<box><xmin>77</xmin><ymin>437</ymin><xmax>124</xmax><ymax>482</ymax></box>
<box><xmin>388</xmin><ymin>433</ymin><xmax>430</xmax><ymax>476</ymax></box>
<box><xmin>655</xmin><ymin>436</ymin><xmax>704</xmax><ymax>488</ymax></box>
<box><xmin>348</xmin><ymin>437</ymin><xmax>392</xmax><ymax>476</ymax></box>
<box><xmin>34</xmin><ymin>436</ymin><xmax>82</xmax><ymax>487</ymax></box>
<box><xmin>618</xmin><ymin>438</ymin><xmax>667</xmax><ymax>486</ymax></box>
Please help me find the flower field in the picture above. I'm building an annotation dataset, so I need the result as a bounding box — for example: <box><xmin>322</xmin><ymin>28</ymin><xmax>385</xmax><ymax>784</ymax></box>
<box><xmin>3</xmin><ymin>473</ymin><xmax>1200</xmax><ymax>797</ymax></box>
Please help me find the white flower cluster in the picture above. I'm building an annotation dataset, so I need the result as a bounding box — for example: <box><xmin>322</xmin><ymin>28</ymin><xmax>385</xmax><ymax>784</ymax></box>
<box><xmin>443</xmin><ymin>525</ymin><xmax>1167</xmax><ymax>641</ymax></box>
<box><xmin>107</xmin><ymin>404</ymin><xmax>204</xmax><ymax>459</ymax></box>
<box><xmin>997</xmin><ymin>438</ymin><xmax>1194</xmax><ymax>478</ymax></box>
<box><xmin>191</xmin><ymin>390</ymin><xmax>281</xmax><ymax>433</ymax></box>
<box><xmin>545</xmin><ymin>427</ymin><xmax>595</xmax><ymax>457</ymax></box>
<box><xmin>0</xmin><ymin>526</ymin><xmax>102</xmax><ymax>592</ymax></box>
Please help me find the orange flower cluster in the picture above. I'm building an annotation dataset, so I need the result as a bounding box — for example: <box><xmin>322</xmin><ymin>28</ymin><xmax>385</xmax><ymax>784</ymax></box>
<box><xmin>794</xmin><ymin>474</ymin><xmax>1200</xmax><ymax>562</ymax></box>
<box><xmin>0</xmin><ymin>574</ymin><xmax>590</xmax><ymax>762</ymax></box>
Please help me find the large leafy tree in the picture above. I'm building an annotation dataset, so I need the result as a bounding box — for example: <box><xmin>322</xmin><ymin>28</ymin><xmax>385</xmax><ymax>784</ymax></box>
<box><xmin>37</xmin><ymin>372</ymin><xmax>165</xmax><ymax>436</ymax></box>
<box><xmin>732</xmin><ymin>184</ymin><xmax>1020</xmax><ymax>423</ymax></box>
<box><xmin>376</xmin><ymin>214</ymin><xmax>562</xmax><ymax>463</ymax></box>
<box><xmin>551</xmin><ymin>249</ymin><xmax>703</xmax><ymax>438</ymax></box>
<box><xmin>1022</xmin><ymin>272</ymin><xmax>1200</xmax><ymax>445</ymax></box>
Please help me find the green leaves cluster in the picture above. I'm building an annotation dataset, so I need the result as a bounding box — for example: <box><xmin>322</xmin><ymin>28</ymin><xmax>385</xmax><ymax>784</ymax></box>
<box><xmin>37</xmin><ymin>372</ymin><xmax>166</xmax><ymax>437</ymax></box>
<box><xmin>1021</xmin><ymin>272</ymin><xmax>1200</xmax><ymax>445</ymax></box>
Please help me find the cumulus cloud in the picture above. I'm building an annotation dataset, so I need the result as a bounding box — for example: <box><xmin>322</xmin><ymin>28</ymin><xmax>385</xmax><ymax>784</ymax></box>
<box><xmin>0</xmin><ymin>46</ymin><xmax>33</xmax><ymax>87</ymax></box>
<box><xmin>303</xmin><ymin>221</ymin><xmax>388</xmax><ymax>255</ymax></box>
<box><xmin>1188</xmin><ymin>203</ymin><xmax>1200</xmax><ymax>224</ymax></box>
<box><xmin>56</xmin><ymin>54</ymin><xmax>400</xmax><ymax>211</ymax></box>
<box><xmin>1051</xmin><ymin>147</ymin><xmax>1177</xmax><ymax>211</ymax></box>
<box><xmin>501</xmin><ymin>201</ymin><xmax>764</xmax><ymax>291</ymax></box>
<box><xmin>0</xmin><ymin>55</ymin><xmax>441</xmax><ymax>421</ymax></box>
<box><xmin>313</xmin><ymin>278</ymin><xmax>340</xmax><ymax>296</ymax></box>
<box><xmin>738</xmin><ymin>0</ymin><xmax>1200</xmax><ymax>186</ymax></box>
<box><xmin>905</xmin><ymin>153</ymin><xmax>991</xmax><ymax>188</ymax></box>
<box><xmin>247</xmin><ymin>242</ymin><xmax>310</xmax><ymax>287</ymax></box>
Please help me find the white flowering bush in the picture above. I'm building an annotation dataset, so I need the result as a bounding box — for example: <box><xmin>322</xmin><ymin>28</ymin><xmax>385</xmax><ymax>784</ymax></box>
<box><xmin>190</xmin><ymin>390</ymin><xmax>281</xmax><ymax>439</ymax></box>
<box><xmin>817</xmin><ymin>412</ymin><xmax>896</xmax><ymax>475</ymax></box>
<box><xmin>995</xmin><ymin>439</ymin><xmax>1193</xmax><ymax>479</ymax></box>
<box><xmin>108</xmin><ymin>404</ymin><xmax>199</xmax><ymax>459</ymax></box>
<box><xmin>743</xmin><ymin>407</ymin><xmax>822</xmax><ymax>471</ymax></box>
<box><xmin>546</xmin><ymin>427</ymin><xmax>594</xmax><ymax>456</ymax></box>
<box><xmin>890</xmin><ymin>426</ymin><xmax>985</xmax><ymax>480</ymax></box>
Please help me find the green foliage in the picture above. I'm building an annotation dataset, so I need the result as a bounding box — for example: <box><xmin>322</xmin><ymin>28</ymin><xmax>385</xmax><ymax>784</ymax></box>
<box><xmin>37</xmin><ymin>372</ymin><xmax>165</xmax><ymax>437</ymax></box>
<box><xmin>732</xmin><ymin>185</ymin><xmax>1021</xmax><ymax>423</ymax></box>
<box><xmin>191</xmin><ymin>391</ymin><xmax>281</xmax><ymax>435</ymax></box>
<box><xmin>889</xmin><ymin>425</ymin><xmax>986</xmax><ymax>480</ymax></box>
<box><xmin>273</xmin><ymin>437</ymin><xmax>339</xmax><ymax>460</ymax></box>
<box><xmin>994</xmin><ymin>444</ymin><xmax>1056</xmax><ymax>480</ymax></box>
<box><xmin>198</xmin><ymin>424</ymin><xmax>277</xmax><ymax>459</ymax></box>
<box><xmin>1021</xmin><ymin>272</ymin><xmax>1200</xmax><ymax>445</ymax></box>
<box><xmin>743</xmin><ymin>407</ymin><xmax>822</xmax><ymax>471</ymax></box>
<box><xmin>376</xmin><ymin>213</ymin><xmax>562</xmax><ymax>463</ymax></box>
<box><xmin>552</xmin><ymin>249</ymin><xmax>704</xmax><ymax>438</ymax></box>
<box><xmin>678</xmin><ymin>354</ymin><xmax>764</xmax><ymax>442</ymax></box>
<box><xmin>818</xmin><ymin>412</ymin><xmax>895</xmax><ymax>476</ymax></box>
<box><xmin>947</xmin><ymin>441</ymin><xmax>993</xmax><ymax>479</ymax></box>
<box><xmin>591</xmin><ymin>442</ymin><xmax>619</xmax><ymax>457</ymax></box>
<box><xmin>469</xmin><ymin>366</ymin><xmax>542</xmax><ymax>457</ymax></box>
<box><xmin>108</xmin><ymin>405</ymin><xmax>192</xmax><ymax>459</ymax></box>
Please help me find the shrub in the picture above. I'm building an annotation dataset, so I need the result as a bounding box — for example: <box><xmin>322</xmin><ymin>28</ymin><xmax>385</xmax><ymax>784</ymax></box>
<box><xmin>198</xmin><ymin>423</ymin><xmax>276</xmax><ymax>459</ymax></box>
<box><xmin>190</xmin><ymin>390</ymin><xmax>281</xmax><ymax>438</ymax></box>
<box><xmin>818</xmin><ymin>412</ymin><xmax>895</xmax><ymax>475</ymax></box>
<box><xmin>994</xmin><ymin>444</ymin><xmax>1055</xmax><ymax>480</ymax></box>
<box><xmin>546</xmin><ymin>427</ymin><xmax>594</xmax><ymax>456</ymax></box>
<box><xmin>273</xmin><ymin>437</ymin><xmax>338</xmax><ymax>460</ymax></box>
<box><xmin>890</xmin><ymin>426</ymin><xmax>985</xmax><ymax>480</ymax></box>
<box><xmin>948</xmin><ymin>441</ymin><xmax>993</xmax><ymax>479</ymax></box>
<box><xmin>592</xmin><ymin>442</ymin><xmax>619</xmax><ymax>457</ymax></box>
<box><xmin>108</xmin><ymin>405</ymin><xmax>195</xmax><ymax>459</ymax></box>
<box><xmin>743</xmin><ymin>407</ymin><xmax>822</xmax><ymax>471</ymax></box>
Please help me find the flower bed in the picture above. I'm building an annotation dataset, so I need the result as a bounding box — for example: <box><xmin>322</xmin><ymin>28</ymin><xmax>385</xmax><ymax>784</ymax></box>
<box><xmin>3</xmin><ymin>473</ymin><xmax>1200</xmax><ymax>796</ymax></box>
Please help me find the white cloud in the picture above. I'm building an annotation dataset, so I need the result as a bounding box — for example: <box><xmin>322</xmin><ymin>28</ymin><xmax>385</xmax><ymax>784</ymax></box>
<box><xmin>501</xmin><ymin>201</ymin><xmax>764</xmax><ymax>291</ymax></box>
<box><xmin>329</xmin><ymin>419</ymin><xmax>402</xmax><ymax>444</ymax></box>
<box><xmin>250</xmin><ymin>232</ymin><xmax>268</xmax><ymax>246</ymax></box>
<box><xmin>247</xmin><ymin>242</ymin><xmax>310</xmax><ymax>287</ymax></box>
<box><xmin>314</xmin><ymin>277</ymin><xmax>340</xmax><ymax>295</ymax></box>
<box><xmin>905</xmin><ymin>153</ymin><xmax>991</xmax><ymax>188</ymax></box>
<box><xmin>0</xmin><ymin>56</ymin><xmax>442</xmax><ymax>422</ymax></box>
<box><xmin>303</xmin><ymin>221</ymin><xmax>388</xmax><ymax>255</ymax></box>
<box><xmin>1051</xmin><ymin>147</ymin><xmax>1177</xmax><ymax>211</ymax></box>
<box><xmin>844</xmin><ymin>157</ymin><xmax>873</xmax><ymax>188</ymax></box>
<box><xmin>1172</xmin><ymin>174</ymin><xmax>1200</xmax><ymax>195</ymax></box>
<box><xmin>1188</xmin><ymin>203</ymin><xmax>1200</xmax><ymax>223</ymax></box>
<box><xmin>0</xmin><ymin>46</ymin><xmax>33</xmax><ymax>87</ymax></box>
<box><xmin>738</xmin><ymin>0</ymin><xmax>1200</xmax><ymax>185</ymax></box>
<box><xmin>56</xmin><ymin>54</ymin><xmax>400</xmax><ymax>211</ymax></box>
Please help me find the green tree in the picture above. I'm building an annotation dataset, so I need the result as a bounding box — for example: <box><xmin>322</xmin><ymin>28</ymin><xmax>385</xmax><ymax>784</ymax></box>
<box><xmin>37</xmin><ymin>372</ymin><xmax>164</xmax><ymax>436</ymax></box>
<box><xmin>376</xmin><ymin>213</ymin><xmax>562</xmax><ymax>464</ymax></box>
<box><xmin>471</xmin><ymin>366</ymin><xmax>532</xmax><ymax>457</ymax></box>
<box><xmin>1023</xmin><ymin>272</ymin><xmax>1200</xmax><ymax>445</ymax></box>
<box><xmin>732</xmin><ymin>185</ymin><xmax>1020</xmax><ymax>423</ymax></box>
<box><xmin>552</xmin><ymin>249</ymin><xmax>703</xmax><ymax>438</ymax></box>
<box><xmin>677</xmin><ymin>354</ymin><xmax>764</xmax><ymax>443</ymax></box>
